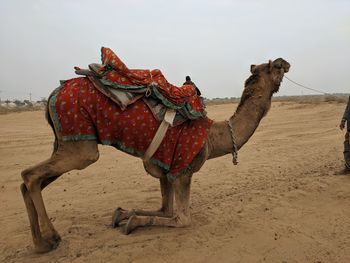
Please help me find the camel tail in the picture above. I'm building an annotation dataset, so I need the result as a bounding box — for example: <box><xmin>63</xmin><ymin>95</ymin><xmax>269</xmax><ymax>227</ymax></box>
<box><xmin>45</xmin><ymin>88</ymin><xmax>60</xmax><ymax>153</ymax></box>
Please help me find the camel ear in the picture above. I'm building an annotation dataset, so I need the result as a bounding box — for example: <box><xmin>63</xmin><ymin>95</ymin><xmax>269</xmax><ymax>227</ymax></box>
<box><xmin>268</xmin><ymin>60</ymin><xmax>273</xmax><ymax>72</ymax></box>
<box><xmin>250</xmin><ymin>64</ymin><xmax>257</xmax><ymax>74</ymax></box>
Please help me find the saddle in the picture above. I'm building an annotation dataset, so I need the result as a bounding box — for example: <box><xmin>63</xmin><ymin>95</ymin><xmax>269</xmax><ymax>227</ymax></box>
<box><xmin>75</xmin><ymin>64</ymin><xmax>147</xmax><ymax>110</ymax></box>
<box><xmin>73</xmin><ymin>48</ymin><xmax>207</xmax><ymax>161</ymax></box>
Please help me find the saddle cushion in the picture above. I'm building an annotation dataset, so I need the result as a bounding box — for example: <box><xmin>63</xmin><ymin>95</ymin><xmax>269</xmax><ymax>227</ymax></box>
<box><xmin>89</xmin><ymin>47</ymin><xmax>206</xmax><ymax>120</ymax></box>
<box><xmin>50</xmin><ymin>77</ymin><xmax>213</xmax><ymax>180</ymax></box>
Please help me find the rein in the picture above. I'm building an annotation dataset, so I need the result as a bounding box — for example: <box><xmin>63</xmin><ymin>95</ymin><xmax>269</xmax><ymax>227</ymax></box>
<box><xmin>226</xmin><ymin>119</ymin><xmax>238</xmax><ymax>165</ymax></box>
<box><xmin>284</xmin><ymin>76</ymin><xmax>331</xmax><ymax>95</ymax></box>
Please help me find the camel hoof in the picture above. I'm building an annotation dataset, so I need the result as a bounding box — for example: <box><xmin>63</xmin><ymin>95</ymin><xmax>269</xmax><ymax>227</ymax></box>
<box><xmin>121</xmin><ymin>215</ymin><xmax>137</xmax><ymax>235</ymax></box>
<box><xmin>43</xmin><ymin>231</ymin><xmax>61</xmax><ymax>244</ymax></box>
<box><xmin>112</xmin><ymin>207</ymin><xmax>123</xmax><ymax>228</ymax></box>
<box><xmin>335</xmin><ymin>167</ymin><xmax>350</xmax><ymax>176</ymax></box>
<box><xmin>34</xmin><ymin>238</ymin><xmax>60</xmax><ymax>253</ymax></box>
<box><xmin>50</xmin><ymin>233</ymin><xmax>62</xmax><ymax>243</ymax></box>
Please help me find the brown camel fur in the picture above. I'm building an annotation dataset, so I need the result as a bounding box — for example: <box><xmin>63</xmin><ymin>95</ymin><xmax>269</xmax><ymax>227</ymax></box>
<box><xmin>20</xmin><ymin>58</ymin><xmax>290</xmax><ymax>253</ymax></box>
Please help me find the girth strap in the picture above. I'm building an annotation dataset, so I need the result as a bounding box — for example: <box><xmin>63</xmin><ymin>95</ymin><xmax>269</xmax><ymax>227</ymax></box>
<box><xmin>143</xmin><ymin>109</ymin><xmax>176</xmax><ymax>162</ymax></box>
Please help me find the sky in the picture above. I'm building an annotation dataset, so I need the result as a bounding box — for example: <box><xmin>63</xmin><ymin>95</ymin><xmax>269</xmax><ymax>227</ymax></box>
<box><xmin>0</xmin><ymin>0</ymin><xmax>349</xmax><ymax>101</ymax></box>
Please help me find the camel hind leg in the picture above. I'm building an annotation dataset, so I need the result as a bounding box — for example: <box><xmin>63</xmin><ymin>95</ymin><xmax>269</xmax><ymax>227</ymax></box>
<box><xmin>120</xmin><ymin>174</ymin><xmax>192</xmax><ymax>234</ymax></box>
<box><xmin>21</xmin><ymin>140</ymin><xmax>99</xmax><ymax>253</ymax></box>
<box><xmin>112</xmin><ymin>176</ymin><xmax>174</xmax><ymax>227</ymax></box>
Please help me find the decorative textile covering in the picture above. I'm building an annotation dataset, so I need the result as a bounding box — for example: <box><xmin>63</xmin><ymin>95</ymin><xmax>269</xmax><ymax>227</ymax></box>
<box><xmin>50</xmin><ymin>77</ymin><xmax>213</xmax><ymax>180</ymax></box>
<box><xmin>88</xmin><ymin>47</ymin><xmax>206</xmax><ymax>120</ymax></box>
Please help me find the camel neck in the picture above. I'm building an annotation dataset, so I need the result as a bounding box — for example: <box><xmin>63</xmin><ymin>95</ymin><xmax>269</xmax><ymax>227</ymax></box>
<box><xmin>208</xmin><ymin>80</ymin><xmax>273</xmax><ymax>159</ymax></box>
<box><xmin>231</xmin><ymin>90</ymin><xmax>272</xmax><ymax>149</ymax></box>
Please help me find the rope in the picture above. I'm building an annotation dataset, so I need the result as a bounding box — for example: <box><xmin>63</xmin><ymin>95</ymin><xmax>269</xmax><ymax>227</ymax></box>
<box><xmin>226</xmin><ymin>120</ymin><xmax>238</xmax><ymax>165</ymax></box>
<box><xmin>284</xmin><ymin>76</ymin><xmax>331</xmax><ymax>95</ymax></box>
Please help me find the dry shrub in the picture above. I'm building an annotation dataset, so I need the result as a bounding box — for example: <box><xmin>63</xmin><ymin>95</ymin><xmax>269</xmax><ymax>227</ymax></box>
<box><xmin>0</xmin><ymin>105</ymin><xmax>44</xmax><ymax>115</ymax></box>
<box><xmin>273</xmin><ymin>95</ymin><xmax>348</xmax><ymax>104</ymax></box>
<box><xmin>323</xmin><ymin>95</ymin><xmax>347</xmax><ymax>103</ymax></box>
<box><xmin>204</xmin><ymin>98</ymin><xmax>239</xmax><ymax>106</ymax></box>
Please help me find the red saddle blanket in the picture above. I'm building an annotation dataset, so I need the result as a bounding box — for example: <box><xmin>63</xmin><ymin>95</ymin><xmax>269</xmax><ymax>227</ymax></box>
<box><xmin>50</xmin><ymin>77</ymin><xmax>213</xmax><ymax>180</ymax></box>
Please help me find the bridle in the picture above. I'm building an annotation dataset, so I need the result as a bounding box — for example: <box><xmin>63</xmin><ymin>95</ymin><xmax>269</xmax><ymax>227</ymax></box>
<box><xmin>226</xmin><ymin>119</ymin><xmax>238</xmax><ymax>165</ymax></box>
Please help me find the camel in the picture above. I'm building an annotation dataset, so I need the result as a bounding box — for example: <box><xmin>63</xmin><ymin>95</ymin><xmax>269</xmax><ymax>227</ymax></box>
<box><xmin>20</xmin><ymin>58</ymin><xmax>290</xmax><ymax>253</ymax></box>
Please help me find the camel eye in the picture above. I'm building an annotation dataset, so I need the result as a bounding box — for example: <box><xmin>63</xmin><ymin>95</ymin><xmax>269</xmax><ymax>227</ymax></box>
<box><xmin>274</xmin><ymin>63</ymin><xmax>282</xmax><ymax>69</ymax></box>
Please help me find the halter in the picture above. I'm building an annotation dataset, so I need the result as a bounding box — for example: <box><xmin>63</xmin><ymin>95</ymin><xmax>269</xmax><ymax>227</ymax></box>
<box><xmin>226</xmin><ymin>119</ymin><xmax>238</xmax><ymax>165</ymax></box>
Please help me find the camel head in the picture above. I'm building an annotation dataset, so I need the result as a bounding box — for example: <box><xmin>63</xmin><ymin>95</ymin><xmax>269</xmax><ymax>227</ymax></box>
<box><xmin>249</xmin><ymin>58</ymin><xmax>290</xmax><ymax>94</ymax></box>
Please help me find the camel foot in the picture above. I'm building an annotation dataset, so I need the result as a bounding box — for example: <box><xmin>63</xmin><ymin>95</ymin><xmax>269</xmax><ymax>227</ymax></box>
<box><xmin>112</xmin><ymin>207</ymin><xmax>128</xmax><ymax>228</ymax></box>
<box><xmin>34</xmin><ymin>237</ymin><xmax>60</xmax><ymax>253</ymax></box>
<box><xmin>42</xmin><ymin>229</ymin><xmax>61</xmax><ymax>243</ymax></box>
<box><xmin>335</xmin><ymin>167</ymin><xmax>350</xmax><ymax>176</ymax></box>
<box><xmin>112</xmin><ymin>208</ymin><xmax>137</xmax><ymax>228</ymax></box>
<box><xmin>48</xmin><ymin>232</ymin><xmax>61</xmax><ymax>244</ymax></box>
<box><xmin>121</xmin><ymin>215</ymin><xmax>138</xmax><ymax>235</ymax></box>
<box><xmin>112</xmin><ymin>207</ymin><xmax>123</xmax><ymax>228</ymax></box>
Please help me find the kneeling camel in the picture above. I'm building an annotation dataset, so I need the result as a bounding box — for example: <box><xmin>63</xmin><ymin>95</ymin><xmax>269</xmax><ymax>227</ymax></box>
<box><xmin>20</xmin><ymin>58</ymin><xmax>290</xmax><ymax>253</ymax></box>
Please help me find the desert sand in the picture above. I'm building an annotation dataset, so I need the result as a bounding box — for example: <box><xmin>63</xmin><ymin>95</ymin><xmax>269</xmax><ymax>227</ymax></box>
<box><xmin>0</xmin><ymin>101</ymin><xmax>349</xmax><ymax>263</ymax></box>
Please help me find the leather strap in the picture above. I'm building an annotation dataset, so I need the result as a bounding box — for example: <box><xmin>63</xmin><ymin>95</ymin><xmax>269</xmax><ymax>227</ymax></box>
<box><xmin>143</xmin><ymin>109</ymin><xmax>176</xmax><ymax>162</ymax></box>
<box><xmin>75</xmin><ymin>69</ymin><xmax>99</xmax><ymax>77</ymax></box>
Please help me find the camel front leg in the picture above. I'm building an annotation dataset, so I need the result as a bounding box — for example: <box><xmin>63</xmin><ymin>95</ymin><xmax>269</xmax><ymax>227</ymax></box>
<box><xmin>112</xmin><ymin>177</ymin><xmax>174</xmax><ymax>227</ymax></box>
<box><xmin>120</xmin><ymin>174</ymin><xmax>192</xmax><ymax>234</ymax></box>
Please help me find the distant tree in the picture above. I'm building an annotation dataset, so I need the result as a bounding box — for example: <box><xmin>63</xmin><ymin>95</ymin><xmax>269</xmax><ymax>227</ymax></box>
<box><xmin>24</xmin><ymin>100</ymin><xmax>33</xmax><ymax>107</ymax></box>
<box><xmin>14</xmin><ymin>100</ymin><xmax>25</xmax><ymax>106</ymax></box>
<box><xmin>39</xmin><ymin>97</ymin><xmax>48</xmax><ymax>106</ymax></box>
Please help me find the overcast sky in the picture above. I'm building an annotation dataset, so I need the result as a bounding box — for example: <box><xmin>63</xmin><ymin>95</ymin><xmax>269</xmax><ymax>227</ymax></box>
<box><xmin>0</xmin><ymin>0</ymin><xmax>349</xmax><ymax>101</ymax></box>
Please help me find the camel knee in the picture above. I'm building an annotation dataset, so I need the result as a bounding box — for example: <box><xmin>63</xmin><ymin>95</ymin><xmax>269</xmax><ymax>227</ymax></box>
<box><xmin>159</xmin><ymin>207</ymin><xmax>173</xmax><ymax>217</ymax></box>
<box><xmin>174</xmin><ymin>214</ymin><xmax>191</xmax><ymax>227</ymax></box>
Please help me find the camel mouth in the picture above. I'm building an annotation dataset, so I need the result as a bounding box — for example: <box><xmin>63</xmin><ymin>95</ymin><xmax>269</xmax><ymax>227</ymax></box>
<box><xmin>273</xmin><ymin>58</ymin><xmax>290</xmax><ymax>73</ymax></box>
<box><xmin>283</xmin><ymin>63</ymin><xmax>290</xmax><ymax>73</ymax></box>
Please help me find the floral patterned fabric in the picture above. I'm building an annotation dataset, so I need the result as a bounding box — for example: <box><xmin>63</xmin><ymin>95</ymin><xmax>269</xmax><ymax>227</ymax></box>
<box><xmin>51</xmin><ymin>77</ymin><xmax>213</xmax><ymax>180</ymax></box>
<box><xmin>93</xmin><ymin>47</ymin><xmax>205</xmax><ymax>119</ymax></box>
